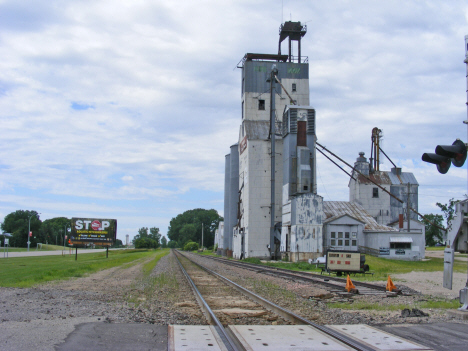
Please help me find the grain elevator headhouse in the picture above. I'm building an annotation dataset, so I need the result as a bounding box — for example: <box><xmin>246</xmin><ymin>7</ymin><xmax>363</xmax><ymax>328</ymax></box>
<box><xmin>219</xmin><ymin>22</ymin><xmax>323</xmax><ymax>261</ymax></box>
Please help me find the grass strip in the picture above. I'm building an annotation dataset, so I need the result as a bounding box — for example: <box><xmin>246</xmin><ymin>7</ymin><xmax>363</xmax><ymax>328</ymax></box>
<box><xmin>236</xmin><ymin>255</ymin><xmax>467</xmax><ymax>282</ymax></box>
<box><xmin>142</xmin><ymin>249</ymin><xmax>170</xmax><ymax>276</ymax></box>
<box><xmin>327</xmin><ymin>299</ymin><xmax>460</xmax><ymax>310</ymax></box>
<box><xmin>0</xmin><ymin>249</ymin><xmax>159</xmax><ymax>288</ymax></box>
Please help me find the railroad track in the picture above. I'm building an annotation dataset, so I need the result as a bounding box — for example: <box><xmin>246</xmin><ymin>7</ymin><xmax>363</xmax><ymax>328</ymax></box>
<box><xmin>173</xmin><ymin>250</ymin><xmax>377</xmax><ymax>351</ymax></box>
<box><xmin>194</xmin><ymin>253</ymin><xmax>391</xmax><ymax>296</ymax></box>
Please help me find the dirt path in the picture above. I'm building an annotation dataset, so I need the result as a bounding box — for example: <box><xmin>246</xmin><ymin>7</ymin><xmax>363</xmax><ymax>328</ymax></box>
<box><xmin>392</xmin><ymin>271</ymin><xmax>468</xmax><ymax>298</ymax></box>
<box><xmin>425</xmin><ymin>250</ymin><xmax>467</xmax><ymax>261</ymax></box>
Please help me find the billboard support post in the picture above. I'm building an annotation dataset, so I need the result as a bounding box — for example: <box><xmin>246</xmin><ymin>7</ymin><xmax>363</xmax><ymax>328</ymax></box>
<box><xmin>106</xmin><ymin>246</ymin><xmax>108</xmax><ymax>258</ymax></box>
<box><xmin>75</xmin><ymin>247</ymin><xmax>77</xmax><ymax>261</ymax></box>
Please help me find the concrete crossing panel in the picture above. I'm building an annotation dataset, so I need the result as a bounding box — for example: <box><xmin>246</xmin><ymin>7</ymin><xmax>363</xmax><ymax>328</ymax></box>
<box><xmin>327</xmin><ymin>325</ymin><xmax>432</xmax><ymax>351</ymax></box>
<box><xmin>228</xmin><ymin>325</ymin><xmax>354</xmax><ymax>351</ymax></box>
<box><xmin>168</xmin><ymin>325</ymin><xmax>227</xmax><ymax>351</ymax></box>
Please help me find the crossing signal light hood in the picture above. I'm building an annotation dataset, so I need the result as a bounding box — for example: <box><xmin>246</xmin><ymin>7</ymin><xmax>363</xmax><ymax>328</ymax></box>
<box><xmin>422</xmin><ymin>139</ymin><xmax>467</xmax><ymax>174</ymax></box>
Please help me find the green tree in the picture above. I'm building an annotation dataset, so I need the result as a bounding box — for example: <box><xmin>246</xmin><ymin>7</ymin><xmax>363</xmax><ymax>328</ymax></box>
<box><xmin>40</xmin><ymin>217</ymin><xmax>70</xmax><ymax>246</ymax></box>
<box><xmin>133</xmin><ymin>227</ymin><xmax>161</xmax><ymax>249</ymax></box>
<box><xmin>180</xmin><ymin>223</ymin><xmax>197</xmax><ymax>244</ymax></box>
<box><xmin>167</xmin><ymin>240</ymin><xmax>177</xmax><ymax>248</ymax></box>
<box><xmin>1</xmin><ymin>210</ymin><xmax>42</xmax><ymax>248</ymax></box>
<box><xmin>137</xmin><ymin>227</ymin><xmax>149</xmax><ymax>238</ymax></box>
<box><xmin>183</xmin><ymin>241</ymin><xmax>199</xmax><ymax>251</ymax></box>
<box><xmin>167</xmin><ymin>208</ymin><xmax>223</xmax><ymax>248</ymax></box>
<box><xmin>422</xmin><ymin>213</ymin><xmax>444</xmax><ymax>246</ymax></box>
<box><xmin>112</xmin><ymin>239</ymin><xmax>124</xmax><ymax>247</ymax></box>
<box><xmin>161</xmin><ymin>236</ymin><xmax>167</xmax><ymax>248</ymax></box>
<box><xmin>436</xmin><ymin>198</ymin><xmax>459</xmax><ymax>227</ymax></box>
<box><xmin>149</xmin><ymin>227</ymin><xmax>161</xmax><ymax>244</ymax></box>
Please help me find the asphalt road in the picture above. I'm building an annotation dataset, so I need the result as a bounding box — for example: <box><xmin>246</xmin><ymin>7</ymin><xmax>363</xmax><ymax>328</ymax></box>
<box><xmin>56</xmin><ymin>323</ymin><xmax>167</xmax><ymax>351</ymax></box>
<box><xmin>376</xmin><ymin>322</ymin><xmax>468</xmax><ymax>351</ymax></box>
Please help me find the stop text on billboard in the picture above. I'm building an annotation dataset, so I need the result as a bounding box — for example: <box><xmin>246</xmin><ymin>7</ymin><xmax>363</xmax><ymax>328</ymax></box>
<box><xmin>70</xmin><ymin>218</ymin><xmax>117</xmax><ymax>246</ymax></box>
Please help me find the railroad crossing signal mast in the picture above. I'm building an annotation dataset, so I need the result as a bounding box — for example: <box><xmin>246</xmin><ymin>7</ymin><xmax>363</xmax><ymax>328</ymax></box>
<box><xmin>421</xmin><ymin>36</ymin><xmax>468</xmax><ymax>311</ymax></box>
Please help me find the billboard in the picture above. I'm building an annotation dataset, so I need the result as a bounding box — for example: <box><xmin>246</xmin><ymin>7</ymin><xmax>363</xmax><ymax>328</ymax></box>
<box><xmin>70</xmin><ymin>218</ymin><xmax>117</xmax><ymax>246</ymax></box>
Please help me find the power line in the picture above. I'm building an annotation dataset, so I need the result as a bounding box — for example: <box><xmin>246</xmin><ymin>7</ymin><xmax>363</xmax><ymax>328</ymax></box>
<box><xmin>316</xmin><ymin>142</ymin><xmax>447</xmax><ymax>232</ymax></box>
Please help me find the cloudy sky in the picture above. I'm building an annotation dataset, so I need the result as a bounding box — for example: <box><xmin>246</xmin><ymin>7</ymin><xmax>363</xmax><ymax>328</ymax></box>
<box><xmin>1</xmin><ymin>1</ymin><xmax>468</xmax><ymax>242</ymax></box>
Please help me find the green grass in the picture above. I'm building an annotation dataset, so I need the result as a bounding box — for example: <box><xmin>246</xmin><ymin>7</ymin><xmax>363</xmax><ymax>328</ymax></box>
<box><xmin>38</xmin><ymin>244</ymin><xmax>65</xmax><ymax>250</ymax></box>
<box><xmin>359</xmin><ymin>255</ymin><xmax>467</xmax><ymax>280</ymax></box>
<box><xmin>425</xmin><ymin>246</ymin><xmax>446</xmax><ymax>251</ymax></box>
<box><xmin>127</xmin><ymin>250</ymin><xmax>178</xmax><ymax>306</ymax></box>
<box><xmin>213</xmin><ymin>253</ymin><xmax>466</xmax><ymax>282</ymax></box>
<box><xmin>0</xmin><ymin>247</ymin><xmax>30</xmax><ymax>252</ymax></box>
<box><xmin>252</xmin><ymin>278</ymin><xmax>297</xmax><ymax>301</ymax></box>
<box><xmin>328</xmin><ymin>299</ymin><xmax>460</xmax><ymax>310</ymax></box>
<box><xmin>243</xmin><ymin>257</ymin><xmax>262</xmax><ymax>264</ymax></box>
<box><xmin>263</xmin><ymin>260</ymin><xmax>323</xmax><ymax>273</ymax></box>
<box><xmin>1</xmin><ymin>245</ymin><xmax>66</xmax><ymax>252</ymax></box>
<box><xmin>0</xmin><ymin>249</ymin><xmax>163</xmax><ymax>288</ymax></box>
<box><xmin>195</xmin><ymin>250</ymin><xmax>217</xmax><ymax>256</ymax></box>
<box><xmin>142</xmin><ymin>249</ymin><xmax>170</xmax><ymax>275</ymax></box>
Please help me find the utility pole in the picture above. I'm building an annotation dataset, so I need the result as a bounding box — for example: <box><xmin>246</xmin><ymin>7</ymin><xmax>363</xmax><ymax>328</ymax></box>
<box><xmin>407</xmin><ymin>182</ymin><xmax>411</xmax><ymax>232</ymax></box>
<box><xmin>201</xmin><ymin>223</ymin><xmax>204</xmax><ymax>250</ymax></box>
<box><xmin>269</xmin><ymin>64</ymin><xmax>278</xmax><ymax>259</ymax></box>
<box><xmin>63</xmin><ymin>225</ymin><xmax>68</xmax><ymax>252</ymax></box>
<box><xmin>27</xmin><ymin>212</ymin><xmax>40</xmax><ymax>252</ymax></box>
<box><xmin>27</xmin><ymin>215</ymin><xmax>32</xmax><ymax>252</ymax></box>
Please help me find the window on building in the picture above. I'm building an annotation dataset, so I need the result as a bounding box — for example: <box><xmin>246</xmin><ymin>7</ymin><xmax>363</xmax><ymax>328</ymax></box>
<box><xmin>338</xmin><ymin>239</ymin><xmax>343</xmax><ymax>246</ymax></box>
<box><xmin>338</xmin><ymin>232</ymin><xmax>343</xmax><ymax>238</ymax></box>
<box><xmin>390</xmin><ymin>242</ymin><xmax>411</xmax><ymax>249</ymax></box>
<box><xmin>292</xmin><ymin>83</ymin><xmax>297</xmax><ymax>92</ymax></box>
<box><xmin>331</xmin><ymin>239</ymin><xmax>336</xmax><ymax>246</ymax></box>
<box><xmin>373</xmin><ymin>188</ymin><xmax>379</xmax><ymax>198</ymax></box>
<box><xmin>345</xmin><ymin>240</ymin><xmax>350</xmax><ymax>246</ymax></box>
<box><xmin>258</xmin><ymin>99</ymin><xmax>265</xmax><ymax>110</ymax></box>
<box><xmin>345</xmin><ymin>232</ymin><xmax>350</xmax><ymax>239</ymax></box>
<box><xmin>352</xmin><ymin>240</ymin><xmax>357</xmax><ymax>246</ymax></box>
<box><xmin>331</xmin><ymin>232</ymin><xmax>336</xmax><ymax>238</ymax></box>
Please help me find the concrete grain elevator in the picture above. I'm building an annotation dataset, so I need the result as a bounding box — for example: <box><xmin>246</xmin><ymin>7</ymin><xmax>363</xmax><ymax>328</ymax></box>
<box><xmin>221</xmin><ymin>22</ymin><xmax>323</xmax><ymax>261</ymax></box>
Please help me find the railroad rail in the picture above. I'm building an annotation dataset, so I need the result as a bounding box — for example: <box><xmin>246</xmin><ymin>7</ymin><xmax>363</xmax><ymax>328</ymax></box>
<box><xmin>173</xmin><ymin>250</ymin><xmax>376</xmax><ymax>351</ymax></box>
<box><xmin>195</xmin><ymin>253</ymin><xmax>391</xmax><ymax>295</ymax></box>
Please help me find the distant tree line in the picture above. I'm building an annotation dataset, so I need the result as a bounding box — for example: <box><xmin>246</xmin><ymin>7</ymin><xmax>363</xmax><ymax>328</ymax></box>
<box><xmin>132</xmin><ymin>227</ymin><xmax>162</xmax><ymax>249</ymax></box>
<box><xmin>167</xmin><ymin>208</ymin><xmax>223</xmax><ymax>249</ymax></box>
<box><xmin>0</xmin><ymin>210</ymin><xmax>124</xmax><ymax>248</ymax></box>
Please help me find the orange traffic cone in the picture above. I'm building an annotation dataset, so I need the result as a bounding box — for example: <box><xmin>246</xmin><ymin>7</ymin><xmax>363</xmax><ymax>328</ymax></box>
<box><xmin>345</xmin><ymin>275</ymin><xmax>356</xmax><ymax>292</ymax></box>
<box><xmin>386</xmin><ymin>275</ymin><xmax>397</xmax><ymax>291</ymax></box>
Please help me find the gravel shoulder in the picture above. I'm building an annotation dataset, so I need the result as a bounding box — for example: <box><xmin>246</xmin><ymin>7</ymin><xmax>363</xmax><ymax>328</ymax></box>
<box><xmin>0</xmin><ymin>251</ymin><xmax>203</xmax><ymax>350</ymax></box>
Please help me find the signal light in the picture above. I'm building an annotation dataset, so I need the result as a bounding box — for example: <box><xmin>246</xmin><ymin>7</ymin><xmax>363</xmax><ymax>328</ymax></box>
<box><xmin>422</xmin><ymin>139</ymin><xmax>467</xmax><ymax>174</ymax></box>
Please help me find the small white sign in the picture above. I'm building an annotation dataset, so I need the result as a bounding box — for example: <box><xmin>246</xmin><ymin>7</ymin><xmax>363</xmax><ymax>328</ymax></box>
<box><xmin>4</xmin><ymin>238</ymin><xmax>9</xmax><ymax>245</ymax></box>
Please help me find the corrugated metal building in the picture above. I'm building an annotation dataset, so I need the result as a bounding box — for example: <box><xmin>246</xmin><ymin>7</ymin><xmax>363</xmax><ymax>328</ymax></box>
<box><xmin>323</xmin><ymin>201</ymin><xmax>425</xmax><ymax>260</ymax></box>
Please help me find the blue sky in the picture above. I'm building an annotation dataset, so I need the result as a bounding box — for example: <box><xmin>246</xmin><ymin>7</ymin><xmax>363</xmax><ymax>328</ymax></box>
<box><xmin>1</xmin><ymin>1</ymin><xmax>468</xmax><ymax>242</ymax></box>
